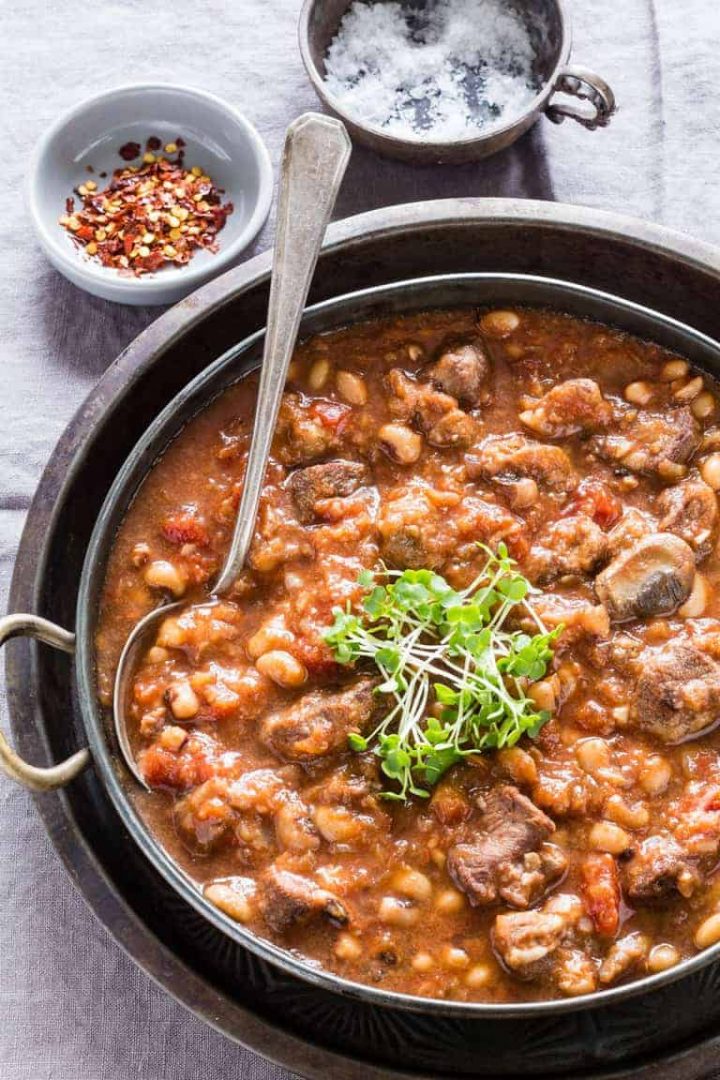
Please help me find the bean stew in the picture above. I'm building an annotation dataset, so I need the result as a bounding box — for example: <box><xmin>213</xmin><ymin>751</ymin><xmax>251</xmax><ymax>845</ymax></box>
<box><xmin>96</xmin><ymin>306</ymin><xmax>720</xmax><ymax>1003</ymax></box>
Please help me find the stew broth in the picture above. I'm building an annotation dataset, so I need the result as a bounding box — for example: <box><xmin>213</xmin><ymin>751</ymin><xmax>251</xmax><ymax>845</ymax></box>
<box><xmin>97</xmin><ymin>307</ymin><xmax>720</xmax><ymax>1002</ymax></box>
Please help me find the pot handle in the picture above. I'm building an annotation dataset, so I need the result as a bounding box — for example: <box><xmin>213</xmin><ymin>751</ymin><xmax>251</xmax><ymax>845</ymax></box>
<box><xmin>545</xmin><ymin>65</ymin><xmax>616</xmax><ymax>130</ymax></box>
<box><xmin>0</xmin><ymin>613</ymin><xmax>90</xmax><ymax>791</ymax></box>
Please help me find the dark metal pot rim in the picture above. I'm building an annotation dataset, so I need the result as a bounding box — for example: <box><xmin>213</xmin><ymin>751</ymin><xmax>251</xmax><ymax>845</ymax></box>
<box><xmin>72</xmin><ymin>269</ymin><xmax>720</xmax><ymax>1019</ymax></box>
<box><xmin>298</xmin><ymin>0</ymin><xmax>572</xmax><ymax>152</ymax></box>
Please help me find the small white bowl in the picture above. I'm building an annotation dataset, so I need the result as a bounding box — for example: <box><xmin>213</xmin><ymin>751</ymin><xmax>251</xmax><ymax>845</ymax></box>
<box><xmin>28</xmin><ymin>83</ymin><xmax>273</xmax><ymax>305</ymax></box>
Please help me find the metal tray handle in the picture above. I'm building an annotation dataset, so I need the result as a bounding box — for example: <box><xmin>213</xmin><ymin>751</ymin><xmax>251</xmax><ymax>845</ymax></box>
<box><xmin>0</xmin><ymin>613</ymin><xmax>90</xmax><ymax>791</ymax></box>
<box><xmin>546</xmin><ymin>65</ymin><xmax>616</xmax><ymax>130</ymax></box>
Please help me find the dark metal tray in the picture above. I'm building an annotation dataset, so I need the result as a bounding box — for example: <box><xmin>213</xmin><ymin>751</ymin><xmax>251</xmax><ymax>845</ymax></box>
<box><xmin>8</xmin><ymin>198</ymin><xmax>720</xmax><ymax>1079</ymax></box>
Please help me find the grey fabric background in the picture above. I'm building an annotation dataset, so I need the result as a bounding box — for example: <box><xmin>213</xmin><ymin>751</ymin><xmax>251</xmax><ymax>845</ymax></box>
<box><xmin>1</xmin><ymin>1</ymin><xmax>720</xmax><ymax>1077</ymax></box>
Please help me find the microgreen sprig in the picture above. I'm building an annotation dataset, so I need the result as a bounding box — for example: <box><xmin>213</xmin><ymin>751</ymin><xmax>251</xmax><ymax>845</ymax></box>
<box><xmin>324</xmin><ymin>544</ymin><xmax>561</xmax><ymax>801</ymax></box>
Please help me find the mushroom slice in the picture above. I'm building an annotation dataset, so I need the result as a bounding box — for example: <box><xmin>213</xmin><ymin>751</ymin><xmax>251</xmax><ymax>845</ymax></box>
<box><xmin>595</xmin><ymin>532</ymin><xmax>695</xmax><ymax>622</ymax></box>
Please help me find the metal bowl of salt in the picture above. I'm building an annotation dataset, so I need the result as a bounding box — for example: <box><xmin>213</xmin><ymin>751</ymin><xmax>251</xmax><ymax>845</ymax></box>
<box><xmin>299</xmin><ymin>0</ymin><xmax>616</xmax><ymax>164</ymax></box>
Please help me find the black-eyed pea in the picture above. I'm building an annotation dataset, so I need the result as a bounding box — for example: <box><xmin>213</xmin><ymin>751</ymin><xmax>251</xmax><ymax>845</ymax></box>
<box><xmin>144</xmin><ymin>559</ymin><xmax>187</xmax><ymax>596</ymax></box>
<box><xmin>527</xmin><ymin>676</ymin><xmax>558</xmax><ymax>713</ymax></box>
<box><xmin>605</xmin><ymin>794</ymin><xmax>649</xmax><ymax>830</ymax></box>
<box><xmin>146</xmin><ymin>646</ymin><xmax>171</xmax><ymax>664</ymax></box>
<box><xmin>674</xmin><ymin>375</ymin><xmax>704</xmax><ymax>402</ymax></box>
<box><xmin>480</xmin><ymin>309</ymin><xmax>520</xmax><ymax>337</ymax></box>
<box><xmin>246</xmin><ymin>622</ymin><xmax>294</xmax><ymax>659</ymax></box>
<box><xmin>647</xmin><ymin>943</ymin><xmax>680</xmax><ymax>972</ymax></box>
<box><xmin>334</xmin><ymin>933</ymin><xmax>362</xmax><ymax>961</ymax></box>
<box><xmin>130</xmin><ymin>541</ymin><xmax>151</xmax><ymax>567</ymax></box>
<box><xmin>575</xmin><ymin>737</ymin><xmax>610</xmax><ymax>777</ymax></box>
<box><xmin>336</xmin><ymin>370</ymin><xmax>368</xmax><ymax>405</ymax></box>
<box><xmin>204</xmin><ymin>878</ymin><xmax>256</xmax><ymax>923</ymax></box>
<box><xmin>255</xmin><ymin>649</ymin><xmax>307</xmax><ymax>688</ymax></box>
<box><xmin>434</xmin><ymin>888</ymin><xmax>465</xmax><ymax>915</ymax></box>
<box><xmin>694</xmin><ymin>913</ymin><xmax>720</xmax><ymax>950</ymax></box>
<box><xmin>314</xmin><ymin>804</ymin><xmax>363</xmax><ymax>843</ymax></box>
<box><xmin>379</xmin><ymin>896</ymin><xmax>419</xmax><ymax>927</ymax></box>
<box><xmin>465</xmin><ymin>963</ymin><xmax>493</xmax><ymax>989</ymax></box>
<box><xmin>411</xmin><ymin>952</ymin><xmax>434</xmax><ymax>973</ymax></box>
<box><xmin>701</xmin><ymin>453</ymin><xmax>720</xmax><ymax>489</ymax></box>
<box><xmin>497</xmin><ymin>745</ymin><xmax>538</xmax><ymax>786</ymax></box>
<box><xmin>158</xmin><ymin>725</ymin><xmax>188</xmax><ymax>752</ymax></box>
<box><xmin>441</xmin><ymin>945</ymin><xmax>470</xmax><ymax>969</ymax></box>
<box><xmin>660</xmin><ymin>359</ymin><xmax>689</xmax><ymax>381</ymax></box>
<box><xmin>166</xmin><ymin>679</ymin><xmax>200</xmax><ymax>720</ymax></box>
<box><xmin>390</xmin><ymin>867</ymin><xmax>433</xmax><ymax>903</ymax></box>
<box><xmin>589</xmin><ymin>820</ymin><xmax>631</xmax><ymax>854</ymax></box>
<box><xmin>692</xmin><ymin>391</ymin><xmax>716</xmax><ymax>420</ymax></box>
<box><xmin>308</xmin><ymin>357</ymin><xmax>331</xmax><ymax>390</ymax></box>
<box><xmin>378</xmin><ymin>422</ymin><xmax>423</xmax><ymax>464</ymax></box>
<box><xmin>624</xmin><ymin>381</ymin><xmax>653</xmax><ymax>406</ymax></box>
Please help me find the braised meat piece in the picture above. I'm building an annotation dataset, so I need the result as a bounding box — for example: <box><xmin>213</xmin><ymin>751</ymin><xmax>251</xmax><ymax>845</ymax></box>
<box><xmin>447</xmin><ymin>786</ymin><xmax>565</xmax><ymax>908</ymax></box>
<box><xmin>386</xmin><ymin>368</ymin><xmax>477</xmax><ymax>448</ymax></box>
<box><xmin>658</xmin><ymin>477</ymin><xmax>718</xmax><ymax>559</ymax></box>
<box><xmin>275</xmin><ymin>393</ymin><xmax>349</xmax><ymax>465</ymax></box>
<box><xmin>598</xmin><ymin>933</ymin><xmax>649</xmax><ymax>986</ymax></box>
<box><xmin>466</xmin><ymin>433</ymin><xmax>577</xmax><ymax>493</ymax></box>
<box><xmin>261</xmin><ymin>867</ymin><xmax>348</xmax><ymax>931</ymax></box>
<box><xmin>287</xmin><ymin>460</ymin><xmax>371</xmax><ymax>523</ymax></box>
<box><xmin>591</xmin><ymin>406</ymin><xmax>699</xmax><ymax>478</ymax></box>
<box><xmin>595</xmin><ymin>532</ymin><xmax>695</xmax><ymax>621</ymax></box>
<box><xmin>623</xmin><ymin>835</ymin><xmax>699</xmax><ymax>901</ymax></box>
<box><xmin>526</xmin><ymin>515</ymin><xmax>608</xmax><ymax>584</ymax></box>
<box><xmin>528</xmin><ymin>594</ymin><xmax>610</xmax><ymax>645</ymax></box>
<box><xmin>606</xmin><ymin>507</ymin><xmax>656</xmax><ymax>556</ymax></box>
<box><xmin>631</xmin><ymin>640</ymin><xmax>720</xmax><ymax>743</ymax></box>
<box><xmin>260</xmin><ymin>677</ymin><xmax>379</xmax><ymax>762</ymax></box>
<box><xmin>493</xmin><ymin>894</ymin><xmax>583</xmax><ymax>976</ymax></box>
<box><xmin>519</xmin><ymin>379</ymin><xmax>613</xmax><ymax>438</ymax></box>
<box><xmin>425</xmin><ymin>340</ymin><xmax>488</xmax><ymax>404</ymax></box>
<box><xmin>378</xmin><ymin>483</ymin><xmax>521</xmax><ymax>572</ymax></box>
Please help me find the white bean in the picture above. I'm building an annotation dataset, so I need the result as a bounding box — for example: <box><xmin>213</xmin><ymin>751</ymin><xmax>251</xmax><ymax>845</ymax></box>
<box><xmin>336</xmin><ymin>370</ymin><xmax>368</xmax><ymax>405</ymax></box>
<box><xmin>589</xmin><ymin>820</ymin><xmax>631</xmax><ymax>854</ymax></box>
<box><xmin>144</xmin><ymin>559</ymin><xmax>187</xmax><ymax>596</ymax></box>
<box><xmin>255</xmin><ymin>650</ymin><xmax>307</xmax><ymax>688</ymax></box>
<box><xmin>695</xmin><ymin>913</ymin><xmax>720</xmax><ymax>949</ymax></box>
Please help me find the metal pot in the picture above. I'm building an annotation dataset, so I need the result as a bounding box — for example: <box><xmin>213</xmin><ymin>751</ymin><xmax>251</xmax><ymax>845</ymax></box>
<box><xmin>4</xmin><ymin>270</ymin><xmax>720</xmax><ymax>1022</ymax></box>
<box><xmin>299</xmin><ymin>0</ymin><xmax>615</xmax><ymax>164</ymax></box>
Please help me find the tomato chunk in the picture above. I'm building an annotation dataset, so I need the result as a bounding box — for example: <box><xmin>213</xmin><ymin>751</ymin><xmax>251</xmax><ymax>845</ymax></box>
<box><xmin>581</xmin><ymin>851</ymin><xmax>621</xmax><ymax>936</ymax></box>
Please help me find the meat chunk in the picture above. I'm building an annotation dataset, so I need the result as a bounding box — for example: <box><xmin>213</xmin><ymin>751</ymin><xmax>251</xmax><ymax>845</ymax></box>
<box><xmin>260</xmin><ymin>677</ymin><xmax>378</xmax><ymax>762</ymax></box>
<box><xmin>631</xmin><ymin>640</ymin><xmax>720</xmax><ymax>743</ymax></box>
<box><xmin>447</xmin><ymin>786</ymin><xmax>565</xmax><ymax>908</ymax></box>
<box><xmin>529</xmin><ymin>594</ymin><xmax>610</xmax><ymax>645</ymax></box>
<box><xmin>623</xmin><ymin>835</ymin><xmax>699</xmax><ymax>901</ymax></box>
<box><xmin>606</xmin><ymin>507</ymin><xmax>656</xmax><ymax>556</ymax></box>
<box><xmin>658</xmin><ymin>477</ymin><xmax>718</xmax><ymax>559</ymax></box>
<box><xmin>275</xmin><ymin>393</ymin><xmax>348</xmax><ymax>466</ymax></box>
<box><xmin>599</xmin><ymin>933</ymin><xmax>649</xmax><ymax>986</ymax></box>
<box><xmin>595</xmin><ymin>532</ymin><xmax>695</xmax><ymax>622</ymax></box>
<box><xmin>261</xmin><ymin>867</ymin><xmax>347</xmax><ymax>931</ymax></box>
<box><xmin>493</xmin><ymin>894</ymin><xmax>583</xmax><ymax>976</ymax></box>
<box><xmin>466</xmin><ymin>433</ymin><xmax>577</xmax><ymax>493</ymax></box>
<box><xmin>591</xmin><ymin>406</ymin><xmax>699</xmax><ymax>479</ymax></box>
<box><xmin>287</xmin><ymin>460</ymin><xmax>371</xmax><ymax>523</ymax></box>
<box><xmin>425</xmin><ymin>340</ymin><xmax>488</xmax><ymax>404</ymax></box>
<box><xmin>378</xmin><ymin>484</ymin><xmax>521</xmax><ymax>572</ymax></box>
<box><xmin>387</xmin><ymin>369</ymin><xmax>477</xmax><ymax>448</ymax></box>
<box><xmin>526</xmin><ymin>515</ymin><xmax>608</xmax><ymax>584</ymax></box>
<box><xmin>519</xmin><ymin>379</ymin><xmax>613</xmax><ymax>438</ymax></box>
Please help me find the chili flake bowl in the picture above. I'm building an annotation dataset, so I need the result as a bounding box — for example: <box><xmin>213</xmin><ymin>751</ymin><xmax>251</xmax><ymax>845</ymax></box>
<box><xmin>27</xmin><ymin>83</ymin><xmax>273</xmax><ymax>306</ymax></box>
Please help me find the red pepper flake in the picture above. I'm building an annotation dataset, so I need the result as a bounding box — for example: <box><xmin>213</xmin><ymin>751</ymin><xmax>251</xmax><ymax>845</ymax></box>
<box><xmin>59</xmin><ymin>137</ymin><xmax>234</xmax><ymax>277</ymax></box>
<box><xmin>146</xmin><ymin>135</ymin><xmax>162</xmax><ymax>151</ymax></box>
<box><xmin>176</xmin><ymin>137</ymin><xmax>186</xmax><ymax>148</ymax></box>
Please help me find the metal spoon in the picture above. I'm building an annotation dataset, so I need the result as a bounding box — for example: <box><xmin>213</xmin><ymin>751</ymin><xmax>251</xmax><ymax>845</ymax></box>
<box><xmin>113</xmin><ymin>114</ymin><xmax>351</xmax><ymax>787</ymax></box>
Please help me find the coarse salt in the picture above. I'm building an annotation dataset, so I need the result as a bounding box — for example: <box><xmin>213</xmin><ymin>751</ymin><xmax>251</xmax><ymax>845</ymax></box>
<box><xmin>324</xmin><ymin>0</ymin><xmax>540</xmax><ymax>142</ymax></box>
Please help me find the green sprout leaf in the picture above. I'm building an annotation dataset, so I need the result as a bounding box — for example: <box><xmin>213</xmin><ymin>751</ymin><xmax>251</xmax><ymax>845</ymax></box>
<box><xmin>322</xmin><ymin>547</ymin><xmax>561</xmax><ymax>801</ymax></box>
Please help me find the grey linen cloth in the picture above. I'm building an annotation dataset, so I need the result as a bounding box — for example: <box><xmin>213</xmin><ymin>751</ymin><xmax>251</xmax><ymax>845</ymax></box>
<box><xmin>2</xmin><ymin>1</ymin><xmax>720</xmax><ymax>1077</ymax></box>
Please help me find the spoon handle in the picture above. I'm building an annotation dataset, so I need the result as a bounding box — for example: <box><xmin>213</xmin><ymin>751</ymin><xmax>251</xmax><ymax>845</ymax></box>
<box><xmin>214</xmin><ymin>113</ymin><xmax>351</xmax><ymax>595</ymax></box>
